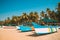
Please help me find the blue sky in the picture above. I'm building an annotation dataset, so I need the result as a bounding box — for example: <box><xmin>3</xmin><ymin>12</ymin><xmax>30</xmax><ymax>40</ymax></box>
<box><xmin>0</xmin><ymin>0</ymin><xmax>60</xmax><ymax>21</ymax></box>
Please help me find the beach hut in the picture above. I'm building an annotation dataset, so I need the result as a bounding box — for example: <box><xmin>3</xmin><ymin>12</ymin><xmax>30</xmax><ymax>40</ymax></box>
<box><xmin>32</xmin><ymin>22</ymin><xmax>58</xmax><ymax>34</ymax></box>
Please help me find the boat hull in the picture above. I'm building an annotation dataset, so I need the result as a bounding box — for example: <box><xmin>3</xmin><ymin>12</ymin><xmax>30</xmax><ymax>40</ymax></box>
<box><xmin>32</xmin><ymin>22</ymin><xmax>58</xmax><ymax>34</ymax></box>
<box><xmin>35</xmin><ymin>27</ymin><xmax>58</xmax><ymax>34</ymax></box>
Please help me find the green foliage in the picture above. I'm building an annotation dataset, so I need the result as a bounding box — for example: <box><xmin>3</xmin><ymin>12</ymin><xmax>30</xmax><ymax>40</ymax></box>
<box><xmin>0</xmin><ymin>3</ymin><xmax>60</xmax><ymax>26</ymax></box>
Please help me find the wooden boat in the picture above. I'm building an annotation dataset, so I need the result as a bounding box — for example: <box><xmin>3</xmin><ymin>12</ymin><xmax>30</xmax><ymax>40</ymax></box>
<box><xmin>2</xmin><ymin>26</ymin><xmax>15</xmax><ymax>29</ymax></box>
<box><xmin>32</xmin><ymin>22</ymin><xmax>58</xmax><ymax>34</ymax></box>
<box><xmin>0</xmin><ymin>26</ymin><xmax>2</xmax><ymax>28</ymax></box>
<box><xmin>58</xmin><ymin>26</ymin><xmax>60</xmax><ymax>29</ymax></box>
<box><xmin>17</xmin><ymin>25</ymin><xmax>32</xmax><ymax>32</ymax></box>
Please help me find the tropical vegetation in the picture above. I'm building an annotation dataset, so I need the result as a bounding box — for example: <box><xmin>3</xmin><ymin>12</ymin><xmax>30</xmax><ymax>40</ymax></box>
<box><xmin>0</xmin><ymin>2</ymin><xmax>60</xmax><ymax>26</ymax></box>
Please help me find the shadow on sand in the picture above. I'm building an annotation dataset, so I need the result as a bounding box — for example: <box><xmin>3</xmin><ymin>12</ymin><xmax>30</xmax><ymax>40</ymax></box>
<box><xmin>27</xmin><ymin>32</ymin><xmax>57</xmax><ymax>37</ymax></box>
<box><xmin>17</xmin><ymin>30</ymin><xmax>33</xmax><ymax>33</ymax></box>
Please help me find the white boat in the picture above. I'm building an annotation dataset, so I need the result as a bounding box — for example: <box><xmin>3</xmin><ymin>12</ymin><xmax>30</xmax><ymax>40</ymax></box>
<box><xmin>58</xmin><ymin>26</ymin><xmax>60</xmax><ymax>29</ymax></box>
<box><xmin>32</xmin><ymin>22</ymin><xmax>58</xmax><ymax>34</ymax></box>
<box><xmin>2</xmin><ymin>26</ymin><xmax>15</xmax><ymax>29</ymax></box>
<box><xmin>0</xmin><ymin>26</ymin><xmax>2</xmax><ymax>28</ymax></box>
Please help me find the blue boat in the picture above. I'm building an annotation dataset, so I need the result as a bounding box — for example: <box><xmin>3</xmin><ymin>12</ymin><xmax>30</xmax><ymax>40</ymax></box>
<box><xmin>32</xmin><ymin>22</ymin><xmax>58</xmax><ymax>34</ymax></box>
<box><xmin>58</xmin><ymin>26</ymin><xmax>60</xmax><ymax>29</ymax></box>
<box><xmin>17</xmin><ymin>25</ymin><xmax>32</xmax><ymax>32</ymax></box>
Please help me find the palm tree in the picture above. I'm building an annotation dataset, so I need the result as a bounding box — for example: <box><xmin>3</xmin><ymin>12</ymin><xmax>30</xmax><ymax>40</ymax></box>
<box><xmin>57</xmin><ymin>2</ymin><xmax>60</xmax><ymax>11</ymax></box>
<box><xmin>34</xmin><ymin>12</ymin><xmax>39</xmax><ymax>19</ymax></box>
<box><xmin>40</xmin><ymin>11</ymin><xmax>45</xmax><ymax>19</ymax></box>
<box><xmin>4</xmin><ymin>17</ymin><xmax>11</xmax><ymax>26</ymax></box>
<box><xmin>0</xmin><ymin>21</ymin><xmax>4</xmax><ymax>26</ymax></box>
<box><xmin>11</xmin><ymin>16</ymin><xmax>18</xmax><ymax>25</ymax></box>
<box><xmin>46</xmin><ymin>8</ymin><xmax>50</xmax><ymax>11</ymax></box>
<box><xmin>7</xmin><ymin>17</ymin><xmax>10</xmax><ymax>20</ymax></box>
<box><xmin>34</xmin><ymin>12</ymin><xmax>39</xmax><ymax>23</ymax></box>
<box><xmin>29</xmin><ymin>12</ymin><xmax>34</xmax><ymax>22</ymax></box>
<box><xmin>51</xmin><ymin>11</ymin><xmax>57</xmax><ymax>20</ymax></box>
<box><xmin>29</xmin><ymin>12</ymin><xmax>39</xmax><ymax>22</ymax></box>
<box><xmin>21</xmin><ymin>13</ymin><xmax>29</xmax><ymax>24</ymax></box>
<box><xmin>56</xmin><ymin>2</ymin><xmax>60</xmax><ymax>22</ymax></box>
<box><xmin>46</xmin><ymin>8</ymin><xmax>50</xmax><ymax>15</ymax></box>
<box><xmin>46</xmin><ymin>8</ymin><xmax>51</xmax><ymax>17</ymax></box>
<box><xmin>17</xmin><ymin>16</ymin><xmax>21</xmax><ymax>25</ymax></box>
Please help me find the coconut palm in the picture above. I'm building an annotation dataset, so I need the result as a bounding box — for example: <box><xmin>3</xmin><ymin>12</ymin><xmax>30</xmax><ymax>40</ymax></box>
<box><xmin>46</xmin><ymin>8</ymin><xmax>51</xmax><ymax>17</ymax></box>
<box><xmin>46</xmin><ymin>8</ymin><xmax>50</xmax><ymax>15</ymax></box>
<box><xmin>4</xmin><ymin>17</ymin><xmax>11</xmax><ymax>26</ymax></box>
<box><xmin>0</xmin><ymin>21</ymin><xmax>4</xmax><ymax>26</ymax></box>
<box><xmin>11</xmin><ymin>16</ymin><xmax>18</xmax><ymax>25</ymax></box>
<box><xmin>34</xmin><ymin>12</ymin><xmax>39</xmax><ymax>23</ymax></box>
<box><xmin>29</xmin><ymin>12</ymin><xmax>36</xmax><ymax>22</ymax></box>
<box><xmin>51</xmin><ymin>11</ymin><xmax>57</xmax><ymax>20</ymax></box>
<box><xmin>34</xmin><ymin>12</ymin><xmax>39</xmax><ymax>19</ymax></box>
<box><xmin>46</xmin><ymin>8</ymin><xmax>50</xmax><ymax>12</ymax></box>
<box><xmin>57</xmin><ymin>2</ymin><xmax>60</xmax><ymax>11</ymax></box>
<box><xmin>40</xmin><ymin>11</ymin><xmax>45</xmax><ymax>19</ymax></box>
<box><xmin>56</xmin><ymin>2</ymin><xmax>60</xmax><ymax>22</ymax></box>
<box><xmin>17</xmin><ymin>16</ymin><xmax>21</xmax><ymax>25</ymax></box>
<box><xmin>21</xmin><ymin>13</ymin><xmax>29</xmax><ymax>24</ymax></box>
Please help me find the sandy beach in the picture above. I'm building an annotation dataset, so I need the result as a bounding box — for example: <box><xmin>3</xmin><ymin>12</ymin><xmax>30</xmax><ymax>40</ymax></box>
<box><xmin>0</xmin><ymin>28</ymin><xmax>60</xmax><ymax>40</ymax></box>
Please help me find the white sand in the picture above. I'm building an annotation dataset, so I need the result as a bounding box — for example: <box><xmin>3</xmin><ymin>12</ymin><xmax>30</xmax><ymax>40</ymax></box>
<box><xmin>0</xmin><ymin>28</ymin><xmax>60</xmax><ymax>40</ymax></box>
